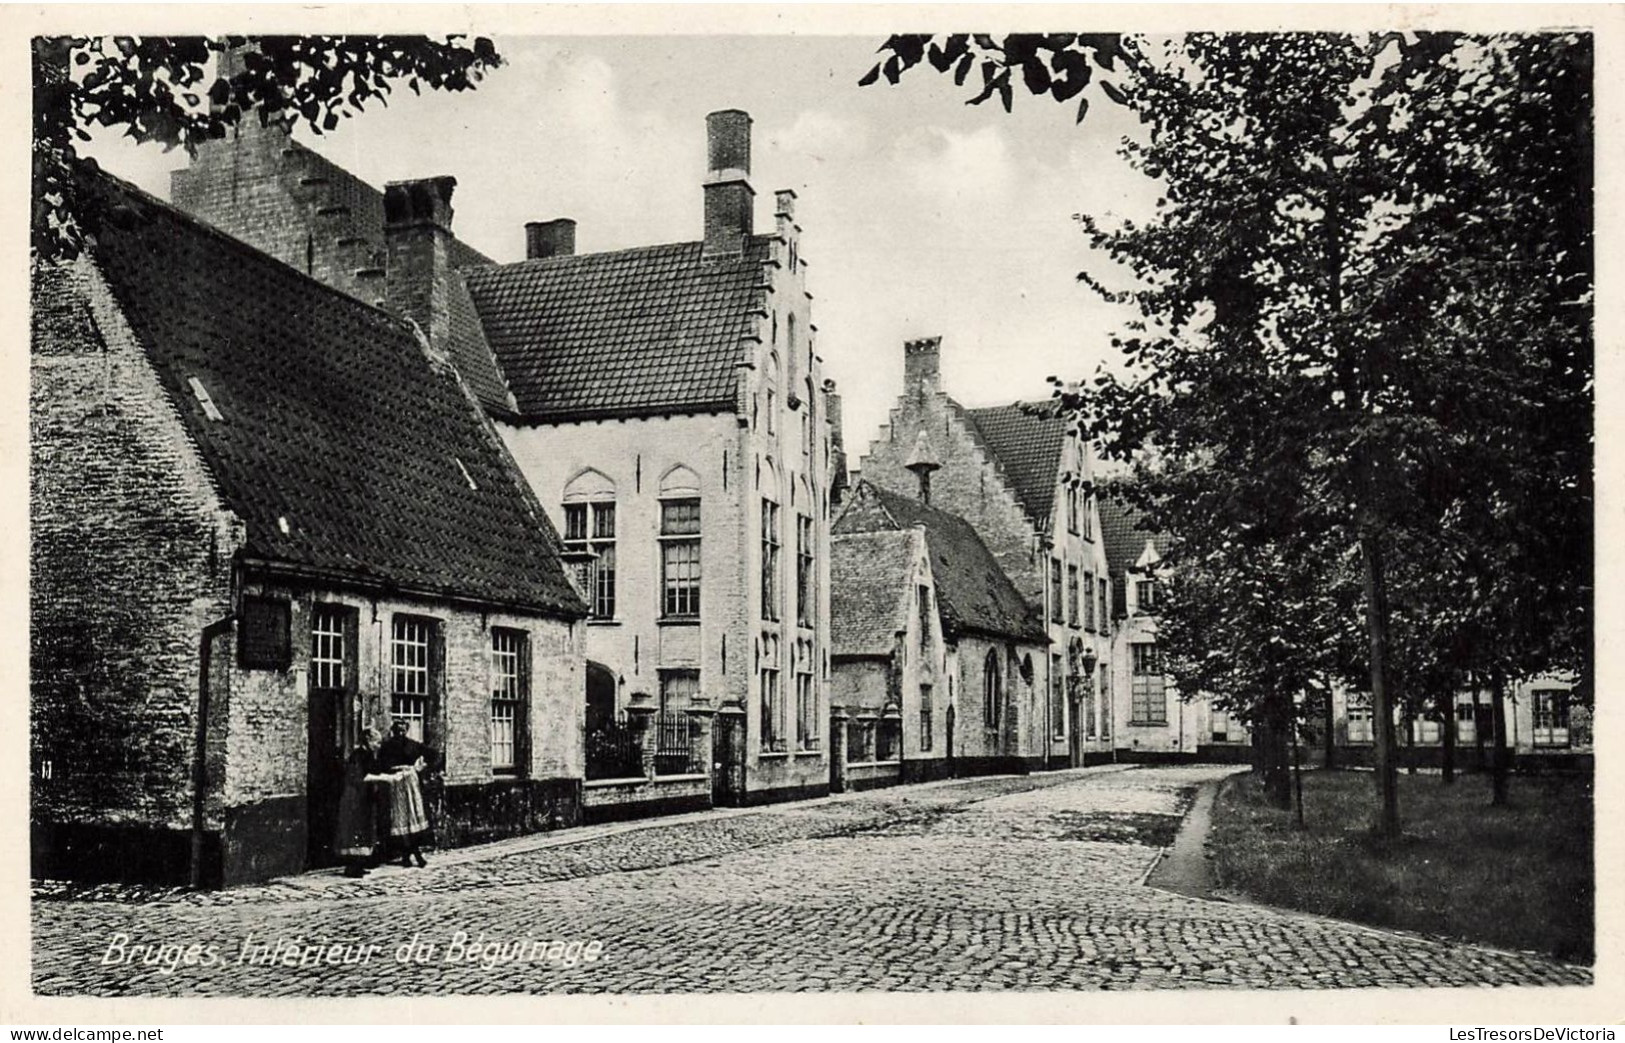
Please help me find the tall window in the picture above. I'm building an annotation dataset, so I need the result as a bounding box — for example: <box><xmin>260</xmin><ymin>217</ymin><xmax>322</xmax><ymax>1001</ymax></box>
<box><xmin>1130</xmin><ymin>641</ymin><xmax>1166</xmax><ymax>725</ymax></box>
<box><xmin>1532</xmin><ymin>688</ymin><xmax>1571</xmax><ymax>747</ymax></box>
<box><xmin>1135</xmin><ymin>577</ymin><xmax>1157</xmax><ymax>614</ymax></box>
<box><xmin>920</xmin><ymin>683</ymin><xmax>934</xmax><ymax>752</ymax></box>
<box><xmin>795</xmin><ymin>671</ymin><xmax>818</xmax><ymax>750</ymax></box>
<box><xmin>1051</xmin><ymin>651</ymin><xmax>1065</xmax><ymax>738</ymax></box>
<box><xmin>1084</xmin><ymin>569</ymin><xmax>1096</xmax><ymax>632</ymax></box>
<box><xmin>1212</xmin><ymin>708</ymin><xmax>1231</xmax><ymax>743</ymax></box>
<box><xmin>310</xmin><ymin>604</ymin><xmax>349</xmax><ymax>691</ymax></box>
<box><xmin>1066</xmin><ymin>483</ymin><xmax>1080</xmax><ymax>535</ymax></box>
<box><xmin>760</xmin><ymin>498</ymin><xmax>781</xmax><ymax>621</ymax></box>
<box><xmin>1099</xmin><ymin>663</ymin><xmax>1110</xmax><ymax>740</ymax></box>
<box><xmin>660</xmin><ymin>498</ymin><xmax>702</xmax><ymax>618</ymax></box>
<box><xmin>563</xmin><ymin>499</ymin><xmax>617</xmax><ymax>619</ymax></box>
<box><xmin>1081</xmin><ymin>490</ymin><xmax>1093</xmax><ymax>540</ymax></box>
<box><xmin>660</xmin><ymin>669</ymin><xmax>699</xmax><ymax>712</ymax></box>
<box><xmin>1050</xmin><ymin>559</ymin><xmax>1064</xmax><ymax>625</ymax></box>
<box><xmin>1067</xmin><ymin>566</ymin><xmax>1081</xmax><ymax>628</ymax></box>
<box><xmin>1084</xmin><ymin>667</ymin><xmax>1097</xmax><ymax>738</ymax></box>
<box><xmin>760</xmin><ymin>635</ymin><xmax>785</xmax><ymax>753</ymax></box>
<box><xmin>1346</xmin><ymin>696</ymin><xmax>1374</xmax><ymax>743</ymax></box>
<box><xmin>983</xmin><ymin>648</ymin><xmax>1002</xmax><ymax>728</ymax></box>
<box><xmin>391</xmin><ymin>616</ymin><xmax>436</xmax><ymax>742</ymax></box>
<box><xmin>490</xmin><ymin>628</ymin><xmax>528</xmax><ymax>773</ymax></box>
<box><xmin>1098</xmin><ymin>577</ymin><xmax>1109</xmax><ymax>633</ymax></box>
<box><xmin>796</xmin><ymin>514</ymin><xmax>814</xmax><ymax>628</ymax></box>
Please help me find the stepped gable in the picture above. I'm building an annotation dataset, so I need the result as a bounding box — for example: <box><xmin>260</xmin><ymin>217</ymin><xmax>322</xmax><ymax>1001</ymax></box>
<box><xmin>79</xmin><ymin>168</ymin><xmax>584</xmax><ymax>616</ymax></box>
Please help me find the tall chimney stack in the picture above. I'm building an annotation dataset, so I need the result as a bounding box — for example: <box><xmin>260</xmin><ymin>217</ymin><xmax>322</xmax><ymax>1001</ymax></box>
<box><xmin>383</xmin><ymin>175</ymin><xmax>458</xmax><ymax>359</ymax></box>
<box><xmin>703</xmin><ymin>109</ymin><xmax>755</xmax><ymax>258</ymax></box>
<box><xmin>525</xmin><ymin>218</ymin><xmax>576</xmax><ymax>260</ymax></box>
<box><xmin>824</xmin><ymin>378</ymin><xmax>849</xmax><ymax>506</ymax></box>
<box><xmin>903</xmin><ymin>336</ymin><xmax>942</xmax><ymax>399</ymax></box>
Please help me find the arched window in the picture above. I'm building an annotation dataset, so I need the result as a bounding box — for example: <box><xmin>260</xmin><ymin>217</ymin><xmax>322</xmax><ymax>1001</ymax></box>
<box><xmin>563</xmin><ymin>469</ymin><xmax>616</xmax><ymax>619</ymax></box>
<box><xmin>983</xmin><ymin>648</ymin><xmax>1002</xmax><ymax>728</ymax></box>
<box><xmin>659</xmin><ymin>466</ymin><xmax>702</xmax><ymax>619</ymax></box>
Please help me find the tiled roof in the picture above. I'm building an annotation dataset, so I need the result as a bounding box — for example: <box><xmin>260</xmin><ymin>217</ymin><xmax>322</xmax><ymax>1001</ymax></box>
<box><xmin>1099</xmin><ymin>493</ymin><xmax>1169</xmax><ymax>581</ymax></box>
<box><xmin>830</xmin><ymin>530</ymin><xmax>916</xmax><ymax>659</ymax></box>
<box><xmin>76</xmin><ymin>169</ymin><xmax>585</xmax><ymax>617</ymax></box>
<box><xmin>463</xmin><ymin>239</ymin><xmax>770</xmax><ymax>421</ymax></box>
<box><xmin>959</xmin><ymin>402</ymin><xmax>1070</xmax><ymax>529</ymax></box>
<box><xmin>446</xmin><ymin>272</ymin><xmax>516</xmax><ymax>414</ymax></box>
<box><xmin>834</xmin><ymin>481</ymin><xmax>1048</xmax><ymax>645</ymax></box>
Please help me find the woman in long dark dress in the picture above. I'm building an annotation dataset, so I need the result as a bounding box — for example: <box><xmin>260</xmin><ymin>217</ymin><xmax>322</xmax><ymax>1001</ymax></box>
<box><xmin>377</xmin><ymin>718</ymin><xmax>435</xmax><ymax>868</ymax></box>
<box><xmin>334</xmin><ymin>726</ymin><xmax>383</xmax><ymax>877</ymax></box>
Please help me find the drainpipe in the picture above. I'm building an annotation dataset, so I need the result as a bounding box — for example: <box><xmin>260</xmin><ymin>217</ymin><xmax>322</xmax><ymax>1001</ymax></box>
<box><xmin>192</xmin><ymin>615</ymin><xmax>236</xmax><ymax>889</ymax></box>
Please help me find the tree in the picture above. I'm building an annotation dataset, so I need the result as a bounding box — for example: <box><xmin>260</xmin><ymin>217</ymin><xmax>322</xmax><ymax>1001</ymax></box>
<box><xmin>33</xmin><ymin>34</ymin><xmax>502</xmax><ymax>263</ymax></box>
<box><xmin>866</xmin><ymin>32</ymin><xmax>1592</xmax><ymax>835</ymax></box>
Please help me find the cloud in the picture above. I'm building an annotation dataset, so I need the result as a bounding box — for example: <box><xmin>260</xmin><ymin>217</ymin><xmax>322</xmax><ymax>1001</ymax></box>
<box><xmin>766</xmin><ymin>110</ymin><xmax>870</xmax><ymax>163</ymax></box>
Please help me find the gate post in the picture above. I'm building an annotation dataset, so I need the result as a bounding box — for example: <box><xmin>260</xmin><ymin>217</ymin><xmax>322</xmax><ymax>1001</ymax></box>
<box><xmin>626</xmin><ymin>690</ymin><xmax>657</xmax><ymax>780</ymax></box>
<box><xmin>713</xmin><ymin>698</ymin><xmax>748</xmax><ymax>806</ymax></box>
<box><xmin>829</xmin><ymin>705</ymin><xmax>850</xmax><ymax>793</ymax></box>
<box><xmin>685</xmin><ymin>697</ymin><xmax>717</xmax><ymax>785</ymax></box>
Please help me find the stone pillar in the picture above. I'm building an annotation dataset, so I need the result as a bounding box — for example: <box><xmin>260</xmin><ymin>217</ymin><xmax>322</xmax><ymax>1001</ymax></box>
<box><xmin>714</xmin><ymin>698</ymin><xmax>748</xmax><ymax>806</ymax></box>
<box><xmin>626</xmin><ymin>690</ymin><xmax>657</xmax><ymax>780</ymax></box>
<box><xmin>830</xmin><ymin>705</ymin><xmax>850</xmax><ymax>793</ymax></box>
<box><xmin>685</xmin><ymin>696</ymin><xmax>717</xmax><ymax>781</ymax></box>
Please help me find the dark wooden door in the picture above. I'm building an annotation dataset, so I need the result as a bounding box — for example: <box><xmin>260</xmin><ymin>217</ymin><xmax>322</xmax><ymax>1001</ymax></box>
<box><xmin>306</xmin><ymin>688</ymin><xmax>344</xmax><ymax>866</ymax></box>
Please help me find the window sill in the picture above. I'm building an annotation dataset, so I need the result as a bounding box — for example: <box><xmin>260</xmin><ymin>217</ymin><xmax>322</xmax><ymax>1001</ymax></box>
<box><xmin>794</xmin><ymin>748</ymin><xmax>825</xmax><ymax>759</ymax></box>
<box><xmin>1129</xmin><ymin>720</ymin><xmax>1169</xmax><ymax>728</ymax></box>
<box><xmin>757</xmin><ymin>750</ymin><xmax>791</xmax><ymax>761</ymax></box>
<box><xmin>587</xmin><ymin>619</ymin><xmax>623</xmax><ymax>628</ymax></box>
<box><xmin>658</xmin><ymin>616</ymin><xmax>700</xmax><ymax>627</ymax></box>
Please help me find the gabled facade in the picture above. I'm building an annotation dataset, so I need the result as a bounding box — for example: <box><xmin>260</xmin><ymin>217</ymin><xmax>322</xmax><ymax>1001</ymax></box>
<box><xmin>833</xmin><ymin>480</ymin><xmax>1051</xmax><ymax>775</ymax></box>
<box><xmin>31</xmin><ymin>170</ymin><xmax>588</xmax><ymax>887</ymax></box>
<box><xmin>172</xmin><ymin>108</ymin><xmax>838</xmax><ymax>808</ymax></box>
<box><xmin>855</xmin><ymin>337</ymin><xmax>1111</xmax><ymax>766</ymax></box>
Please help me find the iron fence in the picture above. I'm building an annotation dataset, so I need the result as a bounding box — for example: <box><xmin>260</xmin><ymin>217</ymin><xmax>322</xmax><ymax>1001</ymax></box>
<box><xmin>655</xmin><ymin>711</ymin><xmax>706</xmax><ymax>776</ymax></box>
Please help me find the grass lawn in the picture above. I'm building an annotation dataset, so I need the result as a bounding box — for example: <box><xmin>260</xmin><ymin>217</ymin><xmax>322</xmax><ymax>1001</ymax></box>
<box><xmin>1208</xmin><ymin>768</ymin><xmax>1593</xmax><ymax>964</ymax></box>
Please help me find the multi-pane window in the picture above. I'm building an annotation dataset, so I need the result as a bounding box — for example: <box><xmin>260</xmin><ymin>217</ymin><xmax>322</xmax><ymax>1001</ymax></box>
<box><xmin>660</xmin><ymin>498</ymin><xmax>702</xmax><ymax>618</ymax></box>
<box><xmin>1136</xmin><ymin>578</ymin><xmax>1157</xmax><ymax>614</ymax></box>
<box><xmin>1532</xmin><ymin>688</ymin><xmax>1571</xmax><ymax>747</ymax></box>
<box><xmin>491</xmin><ymin>628</ymin><xmax>527</xmax><ymax>773</ymax></box>
<box><xmin>917</xmin><ymin>585</ymin><xmax>933</xmax><ymax>645</ymax></box>
<box><xmin>1098</xmin><ymin>578</ymin><xmax>1109</xmax><ymax>633</ymax></box>
<box><xmin>1345</xmin><ymin>693</ymin><xmax>1373</xmax><ymax>743</ymax></box>
<box><xmin>391</xmin><ymin>616</ymin><xmax>435</xmax><ymax>742</ymax></box>
<box><xmin>760</xmin><ymin>499</ymin><xmax>781</xmax><ymax>621</ymax></box>
<box><xmin>1067</xmin><ymin>566</ymin><xmax>1081</xmax><ymax>628</ymax></box>
<box><xmin>1130</xmin><ymin>641</ymin><xmax>1166</xmax><ymax>725</ymax></box>
<box><xmin>1051</xmin><ymin>651</ymin><xmax>1066</xmax><ymax>738</ymax></box>
<box><xmin>1084</xmin><ymin>569</ymin><xmax>1096</xmax><ymax>632</ymax></box>
<box><xmin>1066</xmin><ymin>484</ymin><xmax>1080</xmax><ymax>535</ymax></box>
<box><xmin>1050</xmin><ymin>559</ymin><xmax>1064</xmax><ymax>626</ymax></box>
<box><xmin>796</xmin><ymin>514</ymin><xmax>814</xmax><ymax>628</ymax></box>
<box><xmin>795</xmin><ymin>671</ymin><xmax>819</xmax><ymax>750</ymax></box>
<box><xmin>564</xmin><ymin>501</ymin><xmax>617</xmax><ymax>619</ymax></box>
<box><xmin>920</xmin><ymin>684</ymin><xmax>934</xmax><ymax>752</ymax></box>
<box><xmin>310</xmin><ymin>605</ymin><xmax>348</xmax><ymax>691</ymax></box>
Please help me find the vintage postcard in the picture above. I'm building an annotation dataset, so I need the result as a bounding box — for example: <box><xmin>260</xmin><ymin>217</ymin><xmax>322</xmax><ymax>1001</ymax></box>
<box><xmin>4</xmin><ymin>3</ymin><xmax>1618</xmax><ymax>1025</ymax></box>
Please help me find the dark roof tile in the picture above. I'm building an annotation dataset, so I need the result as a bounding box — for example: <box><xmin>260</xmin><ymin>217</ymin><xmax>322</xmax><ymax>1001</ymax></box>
<box><xmin>959</xmin><ymin>402</ymin><xmax>1069</xmax><ymax>529</ymax></box>
<box><xmin>830</xmin><ymin>530</ymin><xmax>915</xmax><ymax>658</ymax></box>
<box><xmin>77</xmin><ymin>169</ymin><xmax>584</xmax><ymax>617</ymax></box>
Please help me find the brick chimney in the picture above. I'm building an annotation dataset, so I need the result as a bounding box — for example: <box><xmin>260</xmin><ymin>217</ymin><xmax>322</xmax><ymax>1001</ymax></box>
<box><xmin>525</xmin><ymin>218</ymin><xmax>576</xmax><ymax>260</ymax></box>
<box><xmin>824</xmin><ymin>378</ymin><xmax>849</xmax><ymax>505</ymax></box>
<box><xmin>383</xmin><ymin>176</ymin><xmax>457</xmax><ymax>359</ymax></box>
<box><xmin>904</xmin><ymin>336</ymin><xmax>942</xmax><ymax>398</ymax></box>
<box><xmin>703</xmin><ymin>109</ymin><xmax>755</xmax><ymax>258</ymax></box>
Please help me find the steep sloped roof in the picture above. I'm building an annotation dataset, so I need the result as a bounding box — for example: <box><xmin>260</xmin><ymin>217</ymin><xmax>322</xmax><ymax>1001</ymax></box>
<box><xmin>462</xmin><ymin>238</ymin><xmax>770</xmax><ymax>422</ymax></box>
<box><xmin>956</xmin><ymin>402</ymin><xmax>1069</xmax><ymax>529</ymax></box>
<box><xmin>1099</xmin><ymin>493</ymin><xmax>1170</xmax><ymax>581</ymax></box>
<box><xmin>75</xmin><ymin>169</ymin><xmax>585</xmax><ymax>617</ymax></box>
<box><xmin>834</xmin><ymin>481</ymin><xmax>1048</xmax><ymax>645</ymax></box>
<box><xmin>829</xmin><ymin>530</ymin><xmax>916</xmax><ymax>659</ymax></box>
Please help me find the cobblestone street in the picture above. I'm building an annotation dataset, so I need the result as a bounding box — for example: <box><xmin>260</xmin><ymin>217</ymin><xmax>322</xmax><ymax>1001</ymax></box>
<box><xmin>31</xmin><ymin>766</ymin><xmax>1591</xmax><ymax>996</ymax></box>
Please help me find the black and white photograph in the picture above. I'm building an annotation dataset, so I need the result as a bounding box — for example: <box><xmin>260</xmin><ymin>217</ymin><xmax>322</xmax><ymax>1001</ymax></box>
<box><xmin>12</xmin><ymin>5</ymin><xmax>1610</xmax><ymax>1019</ymax></box>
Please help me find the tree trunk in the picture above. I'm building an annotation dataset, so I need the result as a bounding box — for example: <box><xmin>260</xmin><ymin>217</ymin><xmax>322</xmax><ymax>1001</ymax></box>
<box><xmin>1323</xmin><ymin>686</ymin><xmax>1336</xmax><ymax>769</ymax></box>
<box><xmin>1473</xmin><ymin>682</ymin><xmax>1487</xmax><ymax>770</ymax></box>
<box><xmin>1359</xmin><ymin>529</ymin><xmax>1401</xmax><ymax>837</ymax></box>
<box><xmin>1438</xmin><ymin>686</ymin><xmax>1456</xmax><ymax>784</ymax></box>
<box><xmin>1405</xmin><ymin>705</ymin><xmax>1417</xmax><ymax>775</ymax></box>
<box><xmin>1252</xmin><ymin>699</ymin><xmax>1292</xmax><ymax>809</ymax></box>
<box><xmin>1291</xmin><ymin>722</ymin><xmax>1306</xmax><ymax>829</ymax></box>
<box><xmin>1491</xmin><ymin>670</ymin><xmax>1511</xmax><ymax>806</ymax></box>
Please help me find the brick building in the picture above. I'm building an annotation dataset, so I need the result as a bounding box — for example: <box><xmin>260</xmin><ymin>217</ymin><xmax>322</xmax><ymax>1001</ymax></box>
<box><xmin>833</xmin><ymin>480</ymin><xmax>1051</xmax><ymax>776</ymax></box>
<box><xmin>170</xmin><ymin>106</ymin><xmax>838</xmax><ymax>808</ymax></box>
<box><xmin>855</xmin><ymin>337</ymin><xmax>1112</xmax><ymax>767</ymax></box>
<box><xmin>31</xmin><ymin>169</ymin><xmax>588</xmax><ymax>887</ymax></box>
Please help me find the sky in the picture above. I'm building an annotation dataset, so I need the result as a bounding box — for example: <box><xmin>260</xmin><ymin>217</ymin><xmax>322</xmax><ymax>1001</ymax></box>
<box><xmin>86</xmin><ymin>34</ymin><xmax>1161</xmax><ymax>457</ymax></box>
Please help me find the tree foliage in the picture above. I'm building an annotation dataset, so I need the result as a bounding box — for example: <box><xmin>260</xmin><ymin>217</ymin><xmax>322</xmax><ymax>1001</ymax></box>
<box><xmin>33</xmin><ymin>34</ymin><xmax>502</xmax><ymax>263</ymax></box>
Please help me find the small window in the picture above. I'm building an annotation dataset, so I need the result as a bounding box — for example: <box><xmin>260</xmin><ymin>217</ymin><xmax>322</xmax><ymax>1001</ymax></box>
<box><xmin>239</xmin><ymin>596</ymin><xmax>291</xmax><ymax>670</ymax></box>
<box><xmin>660</xmin><ymin>669</ymin><xmax>700</xmax><ymax>713</ymax></box>
<box><xmin>795</xmin><ymin>671</ymin><xmax>819</xmax><ymax>751</ymax></box>
<box><xmin>310</xmin><ymin>603</ymin><xmax>355</xmax><ymax>691</ymax></box>
<box><xmin>1136</xmin><ymin>578</ymin><xmax>1158</xmax><ymax>613</ymax></box>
